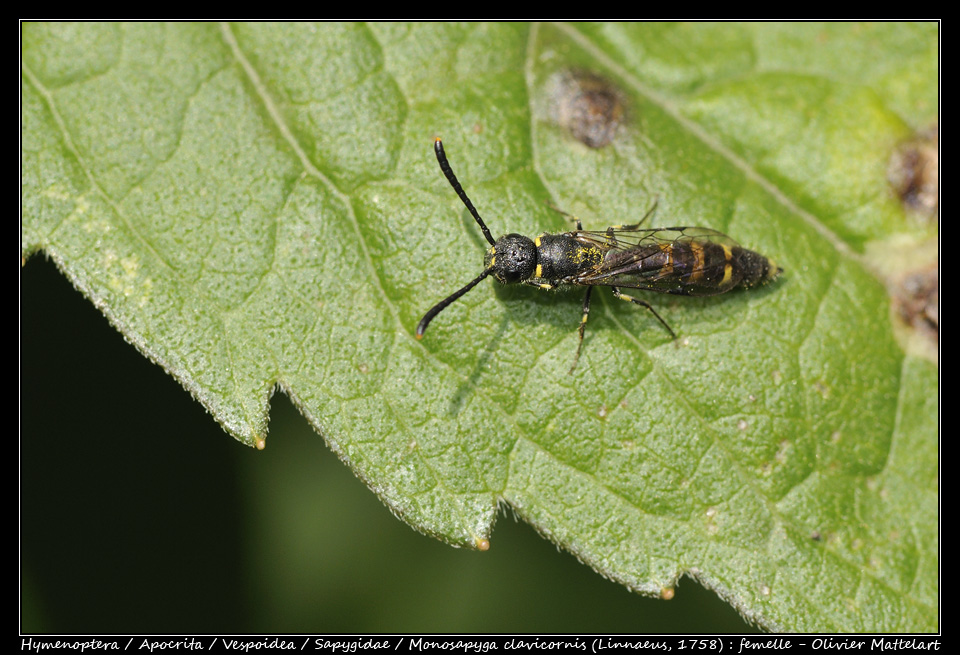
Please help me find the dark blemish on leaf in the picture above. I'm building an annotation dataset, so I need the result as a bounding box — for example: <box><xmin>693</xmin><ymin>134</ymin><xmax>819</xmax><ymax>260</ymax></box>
<box><xmin>888</xmin><ymin>125</ymin><xmax>938</xmax><ymax>219</ymax></box>
<box><xmin>894</xmin><ymin>263</ymin><xmax>938</xmax><ymax>345</ymax></box>
<box><xmin>810</xmin><ymin>531</ymin><xmax>822</xmax><ymax>541</ymax></box>
<box><xmin>551</xmin><ymin>70</ymin><xmax>625</xmax><ymax>148</ymax></box>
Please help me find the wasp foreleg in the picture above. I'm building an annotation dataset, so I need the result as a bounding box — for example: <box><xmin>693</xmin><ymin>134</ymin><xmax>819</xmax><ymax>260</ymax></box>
<box><xmin>525</xmin><ymin>280</ymin><xmax>556</xmax><ymax>291</ymax></box>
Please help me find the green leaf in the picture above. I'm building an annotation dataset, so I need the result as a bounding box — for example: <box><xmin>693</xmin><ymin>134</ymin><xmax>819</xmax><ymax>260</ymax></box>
<box><xmin>22</xmin><ymin>22</ymin><xmax>938</xmax><ymax>631</ymax></box>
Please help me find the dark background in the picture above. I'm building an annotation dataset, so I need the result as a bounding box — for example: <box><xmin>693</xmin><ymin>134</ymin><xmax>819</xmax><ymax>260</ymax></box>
<box><xmin>21</xmin><ymin>256</ymin><xmax>756</xmax><ymax>633</ymax></box>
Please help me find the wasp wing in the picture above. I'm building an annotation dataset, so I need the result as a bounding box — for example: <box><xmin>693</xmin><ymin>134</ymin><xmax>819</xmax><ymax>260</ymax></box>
<box><xmin>569</xmin><ymin>227</ymin><xmax>742</xmax><ymax>296</ymax></box>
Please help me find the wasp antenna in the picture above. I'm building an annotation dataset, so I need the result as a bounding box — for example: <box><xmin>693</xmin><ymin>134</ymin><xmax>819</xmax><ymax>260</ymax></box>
<box><xmin>434</xmin><ymin>138</ymin><xmax>496</xmax><ymax>247</ymax></box>
<box><xmin>416</xmin><ymin>266</ymin><xmax>495</xmax><ymax>339</ymax></box>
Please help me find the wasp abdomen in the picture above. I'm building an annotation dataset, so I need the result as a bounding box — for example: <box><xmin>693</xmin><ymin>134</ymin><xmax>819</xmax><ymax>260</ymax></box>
<box><xmin>665</xmin><ymin>241</ymin><xmax>780</xmax><ymax>295</ymax></box>
<box><xmin>592</xmin><ymin>237</ymin><xmax>780</xmax><ymax>297</ymax></box>
<box><xmin>731</xmin><ymin>247</ymin><xmax>780</xmax><ymax>289</ymax></box>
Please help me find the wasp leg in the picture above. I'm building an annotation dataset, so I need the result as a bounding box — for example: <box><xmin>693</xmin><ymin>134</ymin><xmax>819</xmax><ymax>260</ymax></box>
<box><xmin>605</xmin><ymin>198</ymin><xmax>660</xmax><ymax>235</ymax></box>
<box><xmin>525</xmin><ymin>280</ymin><xmax>556</xmax><ymax>291</ymax></box>
<box><xmin>544</xmin><ymin>201</ymin><xmax>584</xmax><ymax>230</ymax></box>
<box><xmin>568</xmin><ymin>287</ymin><xmax>594</xmax><ymax>374</ymax></box>
<box><xmin>611</xmin><ymin>287</ymin><xmax>677</xmax><ymax>339</ymax></box>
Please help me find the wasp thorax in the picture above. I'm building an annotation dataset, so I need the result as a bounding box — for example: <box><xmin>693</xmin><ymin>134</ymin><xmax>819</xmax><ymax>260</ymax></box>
<box><xmin>485</xmin><ymin>233</ymin><xmax>537</xmax><ymax>284</ymax></box>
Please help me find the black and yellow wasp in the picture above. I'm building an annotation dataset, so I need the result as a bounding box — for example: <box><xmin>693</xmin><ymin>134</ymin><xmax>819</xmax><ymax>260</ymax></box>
<box><xmin>417</xmin><ymin>138</ymin><xmax>782</xmax><ymax>371</ymax></box>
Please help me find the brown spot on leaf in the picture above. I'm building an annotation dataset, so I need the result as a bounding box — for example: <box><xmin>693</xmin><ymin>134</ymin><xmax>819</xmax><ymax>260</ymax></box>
<box><xmin>552</xmin><ymin>71</ymin><xmax>625</xmax><ymax>148</ymax></box>
<box><xmin>894</xmin><ymin>263</ymin><xmax>938</xmax><ymax>345</ymax></box>
<box><xmin>888</xmin><ymin>125</ymin><xmax>938</xmax><ymax>218</ymax></box>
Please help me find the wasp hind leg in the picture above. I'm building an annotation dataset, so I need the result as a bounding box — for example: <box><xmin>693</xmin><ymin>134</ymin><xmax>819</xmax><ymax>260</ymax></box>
<box><xmin>611</xmin><ymin>287</ymin><xmax>677</xmax><ymax>340</ymax></box>
<box><xmin>568</xmin><ymin>287</ymin><xmax>594</xmax><ymax>374</ymax></box>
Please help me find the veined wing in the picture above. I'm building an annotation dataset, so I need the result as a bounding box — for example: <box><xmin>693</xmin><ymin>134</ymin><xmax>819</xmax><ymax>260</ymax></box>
<box><xmin>570</xmin><ymin>227</ymin><xmax>744</xmax><ymax>296</ymax></box>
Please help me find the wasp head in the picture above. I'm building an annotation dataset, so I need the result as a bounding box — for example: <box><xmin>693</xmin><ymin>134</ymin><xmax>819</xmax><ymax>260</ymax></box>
<box><xmin>486</xmin><ymin>234</ymin><xmax>537</xmax><ymax>284</ymax></box>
